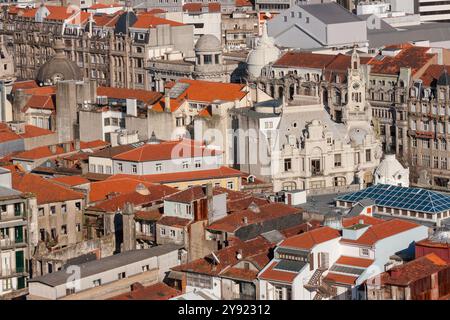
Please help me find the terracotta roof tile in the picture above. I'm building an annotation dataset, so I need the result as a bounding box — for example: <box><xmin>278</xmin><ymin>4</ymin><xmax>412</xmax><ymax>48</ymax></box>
<box><xmin>173</xmin><ymin>237</ymin><xmax>274</xmax><ymax>276</ymax></box>
<box><xmin>341</xmin><ymin>219</ymin><xmax>422</xmax><ymax>246</ymax></box>
<box><xmin>221</xmin><ymin>267</ymin><xmax>259</xmax><ymax>282</ymax></box>
<box><xmin>105</xmin><ymin>166</ymin><xmax>244</xmax><ymax>184</ymax></box>
<box><xmin>323</xmin><ymin>272</ymin><xmax>358</xmax><ymax>285</ymax></box>
<box><xmin>0</xmin><ymin>124</ymin><xmax>54</xmax><ymax>143</ymax></box>
<box><xmin>109</xmin><ymin>282</ymin><xmax>180</xmax><ymax>300</ymax></box>
<box><xmin>207</xmin><ymin>202</ymin><xmax>302</xmax><ymax>233</ymax></box>
<box><xmin>342</xmin><ymin>215</ymin><xmax>384</xmax><ymax>228</ymax></box>
<box><xmin>12</xmin><ymin>173</ymin><xmax>84</xmax><ymax>205</ymax></box>
<box><xmin>279</xmin><ymin>226</ymin><xmax>340</xmax><ymax>250</ymax></box>
<box><xmin>89</xmin><ymin>178</ymin><xmax>159</xmax><ymax>203</ymax></box>
<box><xmin>376</xmin><ymin>253</ymin><xmax>448</xmax><ymax>287</ymax></box>
<box><xmin>132</xmin><ymin>13</ymin><xmax>184</xmax><ymax>29</ymax></box>
<box><xmin>50</xmin><ymin>175</ymin><xmax>90</xmax><ymax>187</ymax></box>
<box><xmin>273</xmin><ymin>52</ymin><xmax>336</xmax><ymax>69</ymax></box>
<box><xmin>135</xmin><ymin>208</ymin><xmax>163</xmax><ymax>221</ymax></box>
<box><xmin>158</xmin><ymin>216</ymin><xmax>192</xmax><ymax>228</ymax></box>
<box><xmin>165</xmin><ymin>185</ymin><xmax>225</xmax><ymax>203</ymax></box>
<box><xmin>258</xmin><ymin>260</ymin><xmax>298</xmax><ymax>284</ymax></box>
<box><xmin>97</xmin><ymin>86</ymin><xmax>162</xmax><ymax>105</ymax></box>
<box><xmin>335</xmin><ymin>256</ymin><xmax>374</xmax><ymax>268</ymax></box>
<box><xmin>112</xmin><ymin>139</ymin><xmax>220</xmax><ymax>162</ymax></box>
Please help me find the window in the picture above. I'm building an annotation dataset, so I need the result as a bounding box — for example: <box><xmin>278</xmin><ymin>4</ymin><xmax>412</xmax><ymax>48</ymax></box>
<box><xmin>66</xmin><ymin>287</ymin><xmax>76</xmax><ymax>295</ymax></box>
<box><xmin>182</xmin><ymin>162</ymin><xmax>189</xmax><ymax>169</ymax></box>
<box><xmin>132</xmin><ymin>164</ymin><xmax>137</xmax><ymax>174</ymax></box>
<box><xmin>103</xmin><ymin>118</ymin><xmax>110</xmax><ymax>126</ymax></box>
<box><xmin>360</xmin><ymin>248</ymin><xmax>369</xmax><ymax>257</ymax></box>
<box><xmin>274</xmin><ymin>286</ymin><xmax>284</xmax><ymax>300</ymax></box>
<box><xmin>75</xmin><ymin>202</ymin><xmax>82</xmax><ymax>211</ymax></box>
<box><xmin>265</xmin><ymin>121</ymin><xmax>273</xmax><ymax>129</ymax></box>
<box><xmin>118</xmin><ymin>163</ymin><xmax>123</xmax><ymax>172</ymax></box>
<box><xmin>89</xmin><ymin>164</ymin><xmax>96</xmax><ymax>172</ymax></box>
<box><xmin>38</xmin><ymin>207</ymin><xmax>45</xmax><ymax>216</ymax></box>
<box><xmin>97</xmin><ymin>165</ymin><xmax>104</xmax><ymax>174</ymax></box>
<box><xmin>61</xmin><ymin>204</ymin><xmax>67</xmax><ymax>214</ymax></box>
<box><xmin>195</xmin><ymin>161</ymin><xmax>201</xmax><ymax>168</ymax></box>
<box><xmin>51</xmin><ymin>228</ymin><xmax>57</xmax><ymax>240</ymax></box>
<box><xmin>176</xmin><ymin>117</ymin><xmax>185</xmax><ymax>127</ymax></box>
<box><xmin>142</xmin><ymin>265</ymin><xmax>150</xmax><ymax>272</ymax></box>
<box><xmin>61</xmin><ymin>225</ymin><xmax>67</xmax><ymax>235</ymax></box>
<box><xmin>203</xmin><ymin>54</ymin><xmax>212</xmax><ymax>64</ymax></box>
<box><xmin>106</xmin><ymin>166</ymin><xmax>112</xmax><ymax>174</ymax></box>
<box><xmin>227</xmin><ymin>181</ymin><xmax>234</xmax><ymax>190</ymax></box>
<box><xmin>50</xmin><ymin>206</ymin><xmax>56</xmax><ymax>215</ymax></box>
<box><xmin>334</xmin><ymin>154</ymin><xmax>342</xmax><ymax>167</ymax></box>
<box><xmin>118</xmin><ymin>272</ymin><xmax>126</xmax><ymax>280</ymax></box>
<box><xmin>40</xmin><ymin>229</ymin><xmax>46</xmax><ymax>241</ymax></box>
<box><xmin>306</xmin><ymin>17</ymin><xmax>310</xmax><ymax>23</ymax></box>
<box><xmin>365</xmin><ymin>149</ymin><xmax>371</xmax><ymax>162</ymax></box>
<box><xmin>93</xmin><ymin>279</ymin><xmax>102</xmax><ymax>287</ymax></box>
<box><xmin>156</xmin><ymin>163</ymin><xmax>162</xmax><ymax>172</ymax></box>
<box><xmin>170</xmin><ymin>229</ymin><xmax>176</xmax><ymax>238</ymax></box>
<box><xmin>186</xmin><ymin>273</ymin><xmax>213</xmax><ymax>289</ymax></box>
<box><xmin>76</xmin><ymin>223</ymin><xmax>81</xmax><ymax>232</ymax></box>
<box><xmin>160</xmin><ymin>227</ymin><xmax>166</xmax><ymax>236</ymax></box>
<box><xmin>284</xmin><ymin>158</ymin><xmax>292</xmax><ymax>172</ymax></box>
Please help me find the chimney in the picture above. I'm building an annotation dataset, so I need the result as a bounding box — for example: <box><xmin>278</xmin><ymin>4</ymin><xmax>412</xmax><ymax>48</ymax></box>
<box><xmin>74</xmin><ymin>139</ymin><xmax>81</xmax><ymax>151</ymax></box>
<box><xmin>206</xmin><ymin>183</ymin><xmax>214</xmax><ymax>222</ymax></box>
<box><xmin>122</xmin><ymin>202</ymin><xmax>136</xmax><ymax>252</ymax></box>
<box><xmin>164</xmin><ymin>90</ymin><xmax>171</xmax><ymax>113</ymax></box>
<box><xmin>130</xmin><ymin>282</ymin><xmax>144</xmax><ymax>291</ymax></box>
<box><xmin>242</xmin><ymin>216</ymin><xmax>248</xmax><ymax>225</ymax></box>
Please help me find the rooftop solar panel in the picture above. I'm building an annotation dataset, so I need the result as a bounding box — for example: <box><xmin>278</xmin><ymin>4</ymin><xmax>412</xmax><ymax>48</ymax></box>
<box><xmin>273</xmin><ymin>259</ymin><xmax>306</xmax><ymax>273</ymax></box>
<box><xmin>335</xmin><ymin>184</ymin><xmax>450</xmax><ymax>214</ymax></box>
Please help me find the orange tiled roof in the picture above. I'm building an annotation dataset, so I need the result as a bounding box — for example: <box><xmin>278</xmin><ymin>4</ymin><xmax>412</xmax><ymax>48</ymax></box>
<box><xmin>173</xmin><ymin>237</ymin><xmax>274</xmax><ymax>277</ymax></box>
<box><xmin>221</xmin><ymin>267</ymin><xmax>259</xmax><ymax>282</ymax></box>
<box><xmin>368</xmin><ymin>45</ymin><xmax>436</xmax><ymax>76</ymax></box>
<box><xmin>335</xmin><ymin>256</ymin><xmax>374</xmax><ymax>268</ymax></box>
<box><xmin>12</xmin><ymin>173</ymin><xmax>84</xmax><ymax>205</ymax></box>
<box><xmin>420</xmin><ymin>64</ymin><xmax>450</xmax><ymax>87</ymax></box>
<box><xmin>92</xmin><ymin>13</ymin><xmax>121</xmax><ymax>27</ymax></box>
<box><xmin>377</xmin><ymin>253</ymin><xmax>448</xmax><ymax>287</ymax></box>
<box><xmin>12</xmin><ymin>140</ymin><xmax>107</xmax><ymax>160</ymax></box>
<box><xmin>341</xmin><ymin>219</ymin><xmax>421</xmax><ymax>246</ymax></box>
<box><xmin>109</xmin><ymin>282</ymin><xmax>180</xmax><ymax>300</ymax></box>
<box><xmin>279</xmin><ymin>226</ymin><xmax>341</xmax><ymax>250</ymax></box>
<box><xmin>12</xmin><ymin>80</ymin><xmax>38</xmax><ymax>92</ymax></box>
<box><xmin>0</xmin><ymin>124</ymin><xmax>54</xmax><ymax>143</ymax></box>
<box><xmin>157</xmin><ymin>216</ymin><xmax>192</xmax><ymax>228</ymax></box>
<box><xmin>23</xmin><ymin>95</ymin><xmax>55</xmax><ymax>112</ymax></box>
<box><xmin>132</xmin><ymin>13</ymin><xmax>184</xmax><ymax>29</ymax></box>
<box><xmin>112</xmin><ymin>139</ymin><xmax>220</xmax><ymax>162</ymax></box>
<box><xmin>164</xmin><ymin>185</ymin><xmax>225</xmax><ymax>203</ymax></box>
<box><xmin>90</xmin><ymin>3</ymin><xmax>123</xmax><ymax>9</ymax></box>
<box><xmin>207</xmin><ymin>202</ymin><xmax>302</xmax><ymax>233</ymax></box>
<box><xmin>236</xmin><ymin>0</ymin><xmax>252</xmax><ymax>7</ymax></box>
<box><xmin>273</xmin><ymin>52</ymin><xmax>336</xmax><ymax>69</ymax></box>
<box><xmin>88</xmin><ymin>184</ymin><xmax>177</xmax><ymax>212</ymax></box>
<box><xmin>89</xmin><ymin>178</ymin><xmax>156</xmax><ymax>203</ymax></box>
<box><xmin>97</xmin><ymin>86</ymin><xmax>162</xmax><ymax>105</ymax></box>
<box><xmin>258</xmin><ymin>260</ymin><xmax>298</xmax><ymax>284</ymax></box>
<box><xmin>105</xmin><ymin>166</ymin><xmax>244</xmax><ymax>184</ymax></box>
<box><xmin>323</xmin><ymin>272</ymin><xmax>358</xmax><ymax>285</ymax></box>
<box><xmin>135</xmin><ymin>208</ymin><xmax>163</xmax><ymax>221</ymax></box>
<box><xmin>152</xmin><ymin>79</ymin><xmax>248</xmax><ymax>113</ymax></box>
<box><xmin>50</xmin><ymin>175</ymin><xmax>90</xmax><ymax>187</ymax></box>
<box><xmin>342</xmin><ymin>215</ymin><xmax>384</xmax><ymax>228</ymax></box>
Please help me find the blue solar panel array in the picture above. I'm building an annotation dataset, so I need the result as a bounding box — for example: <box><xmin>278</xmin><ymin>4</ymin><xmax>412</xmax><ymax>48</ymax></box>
<box><xmin>335</xmin><ymin>184</ymin><xmax>450</xmax><ymax>214</ymax></box>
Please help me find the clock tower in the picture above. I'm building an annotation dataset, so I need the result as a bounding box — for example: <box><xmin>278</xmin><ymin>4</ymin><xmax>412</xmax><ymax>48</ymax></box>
<box><xmin>342</xmin><ymin>46</ymin><xmax>371</xmax><ymax>124</ymax></box>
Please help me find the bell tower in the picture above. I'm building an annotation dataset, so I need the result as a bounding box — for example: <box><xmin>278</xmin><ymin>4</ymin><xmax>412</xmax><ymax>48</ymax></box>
<box><xmin>342</xmin><ymin>46</ymin><xmax>371</xmax><ymax>124</ymax></box>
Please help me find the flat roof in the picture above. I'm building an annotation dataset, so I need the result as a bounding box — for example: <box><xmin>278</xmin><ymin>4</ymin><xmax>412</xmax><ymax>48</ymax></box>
<box><xmin>300</xmin><ymin>3</ymin><xmax>361</xmax><ymax>25</ymax></box>
<box><xmin>29</xmin><ymin>244</ymin><xmax>182</xmax><ymax>287</ymax></box>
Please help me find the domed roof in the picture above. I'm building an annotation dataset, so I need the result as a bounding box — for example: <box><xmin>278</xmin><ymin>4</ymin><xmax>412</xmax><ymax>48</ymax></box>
<box><xmin>36</xmin><ymin>39</ymin><xmax>82</xmax><ymax>85</ymax></box>
<box><xmin>114</xmin><ymin>10</ymin><xmax>137</xmax><ymax>35</ymax></box>
<box><xmin>375</xmin><ymin>154</ymin><xmax>405</xmax><ymax>178</ymax></box>
<box><xmin>195</xmin><ymin>34</ymin><xmax>221</xmax><ymax>52</ymax></box>
<box><xmin>246</xmin><ymin>23</ymin><xmax>280</xmax><ymax>78</ymax></box>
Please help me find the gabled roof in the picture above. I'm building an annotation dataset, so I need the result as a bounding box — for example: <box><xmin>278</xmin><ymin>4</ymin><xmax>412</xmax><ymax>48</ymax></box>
<box><xmin>50</xmin><ymin>175</ymin><xmax>90</xmax><ymax>187</ymax></box>
<box><xmin>207</xmin><ymin>202</ymin><xmax>302</xmax><ymax>233</ymax></box>
<box><xmin>88</xmin><ymin>184</ymin><xmax>177</xmax><ymax>212</ymax></box>
<box><xmin>132</xmin><ymin>13</ymin><xmax>184</xmax><ymax>29</ymax></box>
<box><xmin>157</xmin><ymin>216</ymin><xmax>192</xmax><ymax>228</ymax></box>
<box><xmin>96</xmin><ymin>86</ymin><xmax>162</xmax><ymax>105</ymax></box>
<box><xmin>341</xmin><ymin>218</ymin><xmax>422</xmax><ymax>246</ymax></box>
<box><xmin>112</xmin><ymin>139</ymin><xmax>220</xmax><ymax>162</ymax></box>
<box><xmin>273</xmin><ymin>52</ymin><xmax>336</xmax><ymax>69</ymax></box>
<box><xmin>336</xmin><ymin>184</ymin><xmax>450</xmax><ymax>214</ymax></box>
<box><xmin>173</xmin><ymin>237</ymin><xmax>274</xmax><ymax>277</ymax></box>
<box><xmin>164</xmin><ymin>185</ymin><xmax>224</xmax><ymax>203</ymax></box>
<box><xmin>258</xmin><ymin>260</ymin><xmax>299</xmax><ymax>284</ymax></box>
<box><xmin>105</xmin><ymin>166</ymin><xmax>244</xmax><ymax>184</ymax></box>
<box><xmin>12</xmin><ymin>173</ymin><xmax>84</xmax><ymax>205</ymax></box>
<box><xmin>377</xmin><ymin>253</ymin><xmax>448</xmax><ymax>286</ymax></box>
<box><xmin>89</xmin><ymin>178</ymin><xmax>157</xmax><ymax>203</ymax></box>
<box><xmin>279</xmin><ymin>226</ymin><xmax>340</xmax><ymax>250</ymax></box>
<box><xmin>109</xmin><ymin>282</ymin><xmax>180</xmax><ymax>300</ymax></box>
<box><xmin>0</xmin><ymin>124</ymin><xmax>54</xmax><ymax>143</ymax></box>
<box><xmin>342</xmin><ymin>215</ymin><xmax>384</xmax><ymax>228</ymax></box>
<box><xmin>335</xmin><ymin>256</ymin><xmax>374</xmax><ymax>268</ymax></box>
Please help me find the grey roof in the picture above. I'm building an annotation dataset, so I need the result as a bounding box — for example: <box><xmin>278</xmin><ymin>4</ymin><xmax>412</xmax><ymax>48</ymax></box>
<box><xmin>298</xmin><ymin>193</ymin><xmax>346</xmax><ymax>216</ymax></box>
<box><xmin>261</xmin><ymin>229</ymin><xmax>285</xmax><ymax>244</ymax></box>
<box><xmin>0</xmin><ymin>186</ymin><xmax>22</xmax><ymax>198</ymax></box>
<box><xmin>29</xmin><ymin>244</ymin><xmax>182</xmax><ymax>287</ymax></box>
<box><xmin>300</xmin><ymin>3</ymin><xmax>361</xmax><ymax>24</ymax></box>
<box><xmin>367</xmin><ymin>22</ymin><xmax>450</xmax><ymax>48</ymax></box>
<box><xmin>231</xmin><ymin>106</ymin><xmax>282</xmax><ymax>119</ymax></box>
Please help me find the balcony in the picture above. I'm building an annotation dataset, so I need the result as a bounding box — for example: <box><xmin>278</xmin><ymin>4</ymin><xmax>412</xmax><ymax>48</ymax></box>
<box><xmin>0</xmin><ymin>238</ymin><xmax>26</xmax><ymax>249</ymax></box>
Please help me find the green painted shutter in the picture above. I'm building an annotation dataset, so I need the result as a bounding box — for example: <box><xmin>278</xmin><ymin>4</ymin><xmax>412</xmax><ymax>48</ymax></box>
<box><xmin>15</xmin><ymin>226</ymin><xmax>23</xmax><ymax>243</ymax></box>
<box><xmin>15</xmin><ymin>250</ymin><xmax>24</xmax><ymax>273</ymax></box>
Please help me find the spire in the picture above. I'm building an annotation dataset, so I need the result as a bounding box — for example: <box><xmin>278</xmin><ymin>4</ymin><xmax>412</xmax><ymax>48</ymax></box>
<box><xmin>53</xmin><ymin>39</ymin><xmax>65</xmax><ymax>58</ymax></box>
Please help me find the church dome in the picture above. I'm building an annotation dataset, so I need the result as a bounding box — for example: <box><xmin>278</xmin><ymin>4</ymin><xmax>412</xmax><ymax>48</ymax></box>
<box><xmin>246</xmin><ymin>23</ymin><xmax>280</xmax><ymax>79</ymax></box>
<box><xmin>195</xmin><ymin>34</ymin><xmax>221</xmax><ymax>53</ymax></box>
<box><xmin>36</xmin><ymin>39</ymin><xmax>82</xmax><ymax>85</ymax></box>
